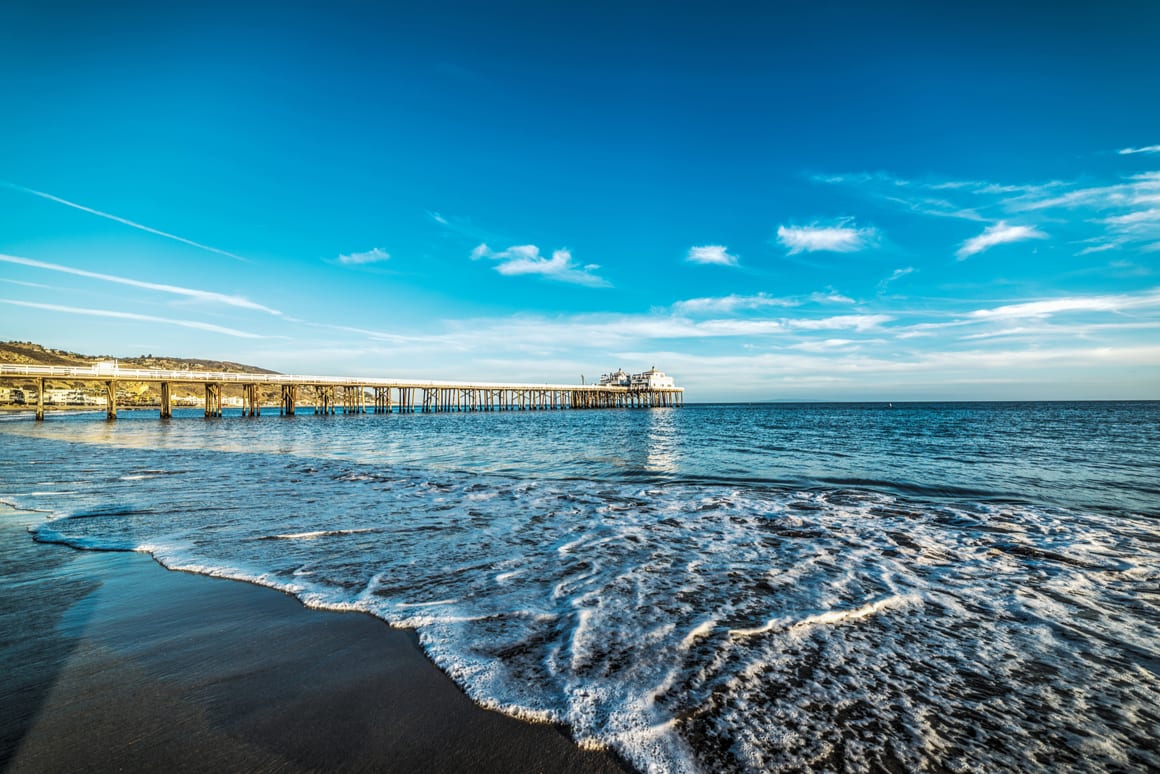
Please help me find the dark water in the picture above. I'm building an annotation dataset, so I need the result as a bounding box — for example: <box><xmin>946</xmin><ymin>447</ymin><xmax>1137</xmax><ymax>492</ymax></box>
<box><xmin>1</xmin><ymin>402</ymin><xmax>1157</xmax><ymax>772</ymax></box>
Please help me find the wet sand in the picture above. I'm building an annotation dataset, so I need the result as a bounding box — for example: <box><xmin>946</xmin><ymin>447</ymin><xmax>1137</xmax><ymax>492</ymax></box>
<box><xmin>0</xmin><ymin>505</ymin><xmax>628</xmax><ymax>773</ymax></box>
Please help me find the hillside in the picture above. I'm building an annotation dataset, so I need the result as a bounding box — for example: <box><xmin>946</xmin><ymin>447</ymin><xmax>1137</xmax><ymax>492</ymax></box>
<box><xmin>0</xmin><ymin>341</ymin><xmax>279</xmax><ymax>374</ymax></box>
<box><xmin>0</xmin><ymin>342</ymin><xmax>280</xmax><ymax>407</ymax></box>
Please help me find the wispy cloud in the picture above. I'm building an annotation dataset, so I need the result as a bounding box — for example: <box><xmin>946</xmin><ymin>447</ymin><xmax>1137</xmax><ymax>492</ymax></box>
<box><xmin>788</xmin><ymin>314</ymin><xmax>892</xmax><ymax>332</ymax></box>
<box><xmin>428</xmin><ymin>211</ymin><xmax>505</xmax><ymax>244</ymax></box>
<box><xmin>685</xmin><ymin>245</ymin><xmax>739</xmax><ymax>266</ymax></box>
<box><xmin>1103</xmin><ymin>208</ymin><xmax>1160</xmax><ymax>227</ymax></box>
<box><xmin>1076</xmin><ymin>241</ymin><xmax>1121</xmax><ymax>256</ymax></box>
<box><xmin>0</xmin><ymin>278</ymin><xmax>54</xmax><ymax>290</ymax></box>
<box><xmin>1118</xmin><ymin>145</ymin><xmax>1160</xmax><ymax>155</ymax></box>
<box><xmin>293</xmin><ymin>277</ymin><xmax>1158</xmax><ymax>398</ymax></box>
<box><xmin>878</xmin><ymin>267</ymin><xmax>914</xmax><ymax>291</ymax></box>
<box><xmin>777</xmin><ymin>222</ymin><xmax>878</xmax><ymax>254</ymax></box>
<box><xmin>809</xmin><ymin>290</ymin><xmax>855</xmax><ymax>304</ymax></box>
<box><xmin>301</xmin><ymin>321</ymin><xmax>438</xmax><ymax>345</ymax></box>
<box><xmin>1010</xmin><ymin>184</ymin><xmax>1132</xmax><ymax>212</ymax></box>
<box><xmin>0</xmin><ymin>299</ymin><xmax>270</xmax><ymax>338</ymax></box>
<box><xmin>811</xmin><ymin>172</ymin><xmax>1005</xmax><ymax>221</ymax></box>
<box><xmin>337</xmin><ymin>247</ymin><xmax>390</xmax><ymax>265</ymax></box>
<box><xmin>471</xmin><ymin>244</ymin><xmax>610</xmax><ymax>287</ymax></box>
<box><xmin>0</xmin><ymin>181</ymin><xmax>249</xmax><ymax>262</ymax></box>
<box><xmin>881</xmin><ymin>194</ymin><xmax>987</xmax><ymax>221</ymax></box>
<box><xmin>959</xmin><ymin>320</ymin><xmax>1160</xmax><ymax>341</ymax></box>
<box><xmin>209</xmin><ymin>280</ymin><xmax>1160</xmax><ymax>399</ymax></box>
<box><xmin>621</xmin><ymin>344</ymin><xmax>1160</xmax><ymax>390</ymax></box>
<box><xmin>0</xmin><ymin>253</ymin><xmax>282</xmax><ymax>315</ymax></box>
<box><xmin>813</xmin><ymin>164</ymin><xmax>1160</xmax><ymax>259</ymax></box>
<box><xmin>956</xmin><ymin>222</ymin><xmax>1048</xmax><ymax>259</ymax></box>
<box><xmin>790</xmin><ymin>338</ymin><xmax>859</xmax><ymax>352</ymax></box>
<box><xmin>671</xmin><ymin>289</ymin><xmax>852</xmax><ymax>316</ymax></box>
<box><xmin>969</xmin><ymin>287</ymin><xmax>1160</xmax><ymax>320</ymax></box>
<box><xmin>672</xmin><ymin>293</ymin><xmax>797</xmax><ymax>315</ymax></box>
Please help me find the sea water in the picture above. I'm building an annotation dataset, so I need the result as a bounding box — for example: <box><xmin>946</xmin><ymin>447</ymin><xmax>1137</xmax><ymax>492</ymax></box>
<box><xmin>1</xmin><ymin>402</ymin><xmax>1157</xmax><ymax>772</ymax></box>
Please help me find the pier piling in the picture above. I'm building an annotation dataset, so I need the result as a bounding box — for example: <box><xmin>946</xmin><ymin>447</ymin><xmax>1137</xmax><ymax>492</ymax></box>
<box><xmin>105</xmin><ymin>380</ymin><xmax>117</xmax><ymax>420</ymax></box>
<box><xmin>204</xmin><ymin>383</ymin><xmax>222</xmax><ymax>418</ymax></box>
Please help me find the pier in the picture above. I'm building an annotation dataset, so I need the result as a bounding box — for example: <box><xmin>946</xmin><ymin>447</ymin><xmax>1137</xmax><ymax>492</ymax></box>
<box><xmin>0</xmin><ymin>364</ymin><xmax>684</xmax><ymax>420</ymax></box>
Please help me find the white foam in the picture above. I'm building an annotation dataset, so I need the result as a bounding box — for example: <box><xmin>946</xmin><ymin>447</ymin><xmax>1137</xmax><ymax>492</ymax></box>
<box><xmin>269</xmin><ymin>527</ymin><xmax>376</xmax><ymax>540</ymax></box>
<box><xmin>396</xmin><ymin>598</ymin><xmax>457</xmax><ymax>608</ymax></box>
<box><xmin>730</xmin><ymin>594</ymin><xmax>924</xmax><ymax>638</ymax></box>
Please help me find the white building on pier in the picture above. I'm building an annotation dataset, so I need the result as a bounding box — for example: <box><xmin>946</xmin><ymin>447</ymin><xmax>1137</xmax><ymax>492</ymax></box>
<box><xmin>631</xmin><ymin>367</ymin><xmax>675</xmax><ymax>389</ymax></box>
<box><xmin>598</xmin><ymin>368</ymin><xmax>631</xmax><ymax>387</ymax></box>
<box><xmin>598</xmin><ymin>367</ymin><xmax>675</xmax><ymax>390</ymax></box>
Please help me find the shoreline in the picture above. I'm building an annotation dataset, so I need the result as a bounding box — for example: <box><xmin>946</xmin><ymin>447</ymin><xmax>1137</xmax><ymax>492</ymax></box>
<box><xmin>0</xmin><ymin>504</ymin><xmax>629</xmax><ymax>773</ymax></box>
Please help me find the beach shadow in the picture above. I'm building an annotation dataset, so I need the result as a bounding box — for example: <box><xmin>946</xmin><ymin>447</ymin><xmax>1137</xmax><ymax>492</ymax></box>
<box><xmin>0</xmin><ymin>513</ymin><xmax>100</xmax><ymax>770</ymax></box>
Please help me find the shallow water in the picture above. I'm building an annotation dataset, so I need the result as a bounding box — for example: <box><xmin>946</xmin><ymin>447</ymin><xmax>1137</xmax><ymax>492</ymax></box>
<box><xmin>2</xmin><ymin>402</ymin><xmax>1157</xmax><ymax>772</ymax></box>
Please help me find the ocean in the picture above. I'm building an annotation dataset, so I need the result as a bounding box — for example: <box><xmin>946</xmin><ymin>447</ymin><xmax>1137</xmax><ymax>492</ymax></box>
<box><xmin>1</xmin><ymin>401</ymin><xmax>1157</xmax><ymax>773</ymax></box>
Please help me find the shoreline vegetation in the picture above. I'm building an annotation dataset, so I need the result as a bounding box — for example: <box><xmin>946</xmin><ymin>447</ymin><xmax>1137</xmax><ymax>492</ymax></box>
<box><xmin>0</xmin><ymin>503</ymin><xmax>628</xmax><ymax>773</ymax></box>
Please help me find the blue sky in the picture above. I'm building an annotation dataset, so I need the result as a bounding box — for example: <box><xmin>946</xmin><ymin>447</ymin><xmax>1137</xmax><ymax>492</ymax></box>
<box><xmin>2</xmin><ymin>0</ymin><xmax>1159</xmax><ymax>401</ymax></box>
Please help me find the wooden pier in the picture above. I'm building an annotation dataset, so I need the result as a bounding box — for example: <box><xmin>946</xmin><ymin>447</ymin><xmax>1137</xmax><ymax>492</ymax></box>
<box><xmin>0</xmin><ymin>364</ymin><xmax>684</xmax><ymax>421</ymax></box>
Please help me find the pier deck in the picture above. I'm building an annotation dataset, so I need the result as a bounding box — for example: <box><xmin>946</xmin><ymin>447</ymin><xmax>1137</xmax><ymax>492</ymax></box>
<box><xmin>0</xmin><ymin>364</ymin><xmax>684</xmax><ymax>420</ymax></box>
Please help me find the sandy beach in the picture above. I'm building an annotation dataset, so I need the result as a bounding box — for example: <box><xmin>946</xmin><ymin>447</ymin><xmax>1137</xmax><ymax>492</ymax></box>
<box><xmin>0</xmin><ymin>505</ymin><xmax>628</xmax><ymax>773</ymax></box>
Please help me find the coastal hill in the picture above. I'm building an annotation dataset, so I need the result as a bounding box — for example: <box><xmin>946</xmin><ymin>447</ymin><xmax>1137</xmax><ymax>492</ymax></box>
<box><xmin>1</xmin><ymin>341</ymin><xmax>279</xmax><ymax>406</ymax></box>
<box><xmin>0</xmin><ymin>341</ymin><xmax>277</xmax><ymax>374</ymax></box>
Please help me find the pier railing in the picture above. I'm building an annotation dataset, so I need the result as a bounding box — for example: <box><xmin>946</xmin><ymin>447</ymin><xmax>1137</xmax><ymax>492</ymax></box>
<box><xmin>0</xmin><ymin>364</ymin><xmax>684</xmax><ymax>420</ymax></box>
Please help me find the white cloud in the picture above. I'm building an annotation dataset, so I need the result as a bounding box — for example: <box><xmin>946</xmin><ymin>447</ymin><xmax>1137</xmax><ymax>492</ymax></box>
<box><xmin>672</xmin><ymin>290</ymin><xmax>852</xmax><ymax>315</ymax></box>
<box><xmin>969</xmin><ymin>288</ymin><xmax>1160</xmax><ymax>320</ymax></box>
<box><xmin>809</xmin><ymin>290</ymin><xmax>855</xmax><ymax>304</ymax></box>
<box><xmin>671</xmin><ymin>293</ymin><xmax>797</xmax><ymax>315</ymax></box>
<box><xmin>892</xmin><ymin>320</ymin><xmax>972</xmax><ymax>340</ymax></box>
<box><xmin>790</xmin><ymin>338</ymin><xmax>858</xmax><ymax>352</ymax></box>
<box><xmin>617</xmin><ymin>344</ymin><xmax>1160</xmax><ymax>394</ymax></box>
<box><xmin>430</xmin><ymin>212</ymin><xmax>503</xmax><ymax>244</ymax></box>
<box><xmin>471</xmin><ymin>244</ymin><xmax>610</xmax><ymax>287</ymax></box>
<box><xmin>788</xmin><ymin>314</ymin><xmax>892</xmax><ymax>332</ymax></box>
<box><xmin>955</xmin><ymin>221</ymin><xmax>1048</xmax><ymax>259</ymax></box>
<box><xmin>1103</xmin><ymin>208</ymin><xmax>1160</xmax><ymax>227</ymax></box>
<box><xmin>0</xmin><ymin>278</ymin><xmax>53</xmax><ymax>289</ymax></box>
<box><xmin>1076</xmin><ymin>242</ymin><xmax>1120</xmax><ymax>256</ymax></box>
<box><xmin>811</xmin><ymin>172</ymin><xmax>1031</xmax><ymax>221</ymax></box>
<box><xmin>1118</xmin><ymin>145</ymin><xmax>1160</xmax><ymax>155</ymax></box>
<box><xmin>1012</xmin><ymin>184</ymin><xmax>1135</xmax><ymax>212</ymax></box>
<box><xmin>882</xmin><ymin>194</ymin><xmax>987</xmax><ymax>221</ymax></box>
<box><xmin>685</xmin><ymin>245</ymin><xmax>739</xmax><ymax>266</ymax></box>
<box><xmin>879</xmin><ymin>267</ymin><xmax>914</xmax><ymax>291</ymax></box>
<box><xmin>337</xmin><ymin>247</ymin><xmax>391</xmax><ymax>265</ymax></box>
<box><xmin>0</xmin><ymin>253</ymin><xmax>283</xmax><ymax>315</ymax></box>
<box><xmin>777</xmin><ymin>222</ymin><xmax>878</xmax><ymax>254</ymax></box>
<box><xmin>0</xmin><ymin>299</ymin><xmax>271</xmax><ymax>338</ymax></box>
<box><xmin>695</xmin><ymin>319</ymin><xmax>785</xmax><ymax>336</ymax></box>
<box><xmin>814</xmin><ymin>168</ymin><xmax>1160</xmax><ymax>257</ymax></box>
